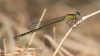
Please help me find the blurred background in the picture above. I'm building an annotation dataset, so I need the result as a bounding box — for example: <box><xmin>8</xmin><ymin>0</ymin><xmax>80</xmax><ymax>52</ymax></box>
<box><xmin>0</xmin><ymin>0</ymin><xmax>100</xmax><ymax>56</ymax></box>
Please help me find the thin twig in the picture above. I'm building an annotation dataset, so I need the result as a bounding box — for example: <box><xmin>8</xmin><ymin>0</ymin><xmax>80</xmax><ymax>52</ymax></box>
<box><xmin>73</xmin><ymin>10</ymin><xmax>100</xmax><ymax>27</ymax></box>
<box><xmin>53</xmin><ymin>27</ymin><xmax>56</xmax><ymax>41</ymax></box>
<box><xmin>52</xmin><ymin>27</ymin><xmax>73</xmax><ymax>56</ymax></box>
<box><xmin>3</xmin><ymin>39</ymin><xmax>6</xmax><ymax>56</ymax></box>
<box><xmin>44</xmin><ymin>34</ymin><xmax>72</xmax><ymax>56</ymax></box>
<box><xmin>28</xmin><ymin>8</ymin><xmax>47</xmax><ymax>47</ymax></box>
<box><xmin>52</xmin><ymin>10</ymin><xmax>100</xmax><ymax>56</ymax></box>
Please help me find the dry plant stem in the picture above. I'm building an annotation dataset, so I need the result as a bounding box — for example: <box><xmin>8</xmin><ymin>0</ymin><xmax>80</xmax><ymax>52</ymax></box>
<box><xmin>0</xmin><ymin>14</ymin><xmax>15</xmax><ymax>53</ymax></box>
<box><xmin>27</xmin><ymin>8</ymin><xmax>47</xmax><ymax>47</ymax></box>
<box><xmin>73</xmin><ymin>10</ymin><xmax>100</xmax><ymax>27</ymax></box>
<box><xmin>53</xmin><ymin>27</ymin><xmax>56</xmax><ymax>41</ymax></box>
<box><xmin>52</xmin><ymin>10</ymin><xmax>100</xmax><ymax>56</ymax></box>
<box><xmin>3</xmin><ymin>39</ymin><xmax>6</xmax><ymax>56</ymax></box>
<box><xmin>50</xmin><ymin>27</ymin><xmax>56</xmax><ymax>53</ymax></box>
<box><xmin>52</xmin><ymin>27</ymin><xmax>74</xmax><ymax>56</ymax></box>
<box><xmin>82</xmin><ymin>10</ymin><xmax>100</xmax><ymax>20</ymax></box>
<box><xmin>44</xmin><ymin>34</ymin><xmax>71</xmax><ymax>56</ymax></box>
<box><xmin>33</xmin><ymin>50</ymin><xmax>36</xmax><ymax>56</ymax></box>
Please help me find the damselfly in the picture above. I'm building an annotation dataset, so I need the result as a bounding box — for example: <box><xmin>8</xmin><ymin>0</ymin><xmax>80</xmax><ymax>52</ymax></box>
<box><xmin>14</xmin><ymin>12</ymin><xmax>80</xmax><ymax>39</ymax></box>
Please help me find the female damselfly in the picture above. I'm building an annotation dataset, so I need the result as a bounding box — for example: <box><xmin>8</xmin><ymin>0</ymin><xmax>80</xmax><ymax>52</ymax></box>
<box><xmin>14</xmin><ymin>12</ymin><xmax>80</xmax><ymax>39</ymax></box>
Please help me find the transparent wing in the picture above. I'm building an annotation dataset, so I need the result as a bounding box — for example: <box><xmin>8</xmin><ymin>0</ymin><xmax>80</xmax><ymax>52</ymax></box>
<box><xmin>27</xmin><ymin>16</ymin><xmax>65</xmax><ymax>30</ymax></box>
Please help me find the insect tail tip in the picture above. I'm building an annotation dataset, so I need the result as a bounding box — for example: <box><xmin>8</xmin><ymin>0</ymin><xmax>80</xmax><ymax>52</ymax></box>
<box><xmin>14</xmin><ymin>36</ymin><xmax>18</xmax><ymax>40</ymax></box>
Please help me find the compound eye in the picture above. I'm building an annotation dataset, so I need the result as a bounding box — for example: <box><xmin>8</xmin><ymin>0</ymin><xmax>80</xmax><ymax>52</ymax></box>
<box><xmin>76</xmin><ymin>12</ymin><xmax>80</xmax><ymax>16</ymax></box>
